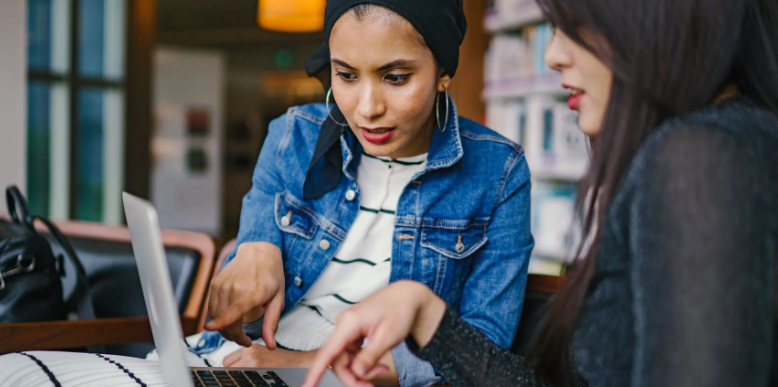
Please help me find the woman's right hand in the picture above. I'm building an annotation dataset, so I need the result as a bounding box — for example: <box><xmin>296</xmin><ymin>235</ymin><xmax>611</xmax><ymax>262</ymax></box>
<box><xmin>303</xmin><ymin>280</ymin><xmax>446</xmax><ymax>387</ymax></box>
<box><xmin>204</xmin><ymin>242</ymin><xmax>285</xmax><ymax>348</ymax></box>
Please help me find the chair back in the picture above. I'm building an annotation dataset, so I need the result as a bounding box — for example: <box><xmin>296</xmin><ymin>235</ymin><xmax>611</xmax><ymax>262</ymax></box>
<box><xmin>42</xmin><ymin>220</ymin><xmax>215</xmax><ymax>357</ymax></box>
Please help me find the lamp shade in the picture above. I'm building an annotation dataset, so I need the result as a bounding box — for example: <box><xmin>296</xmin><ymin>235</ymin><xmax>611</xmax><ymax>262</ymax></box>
<box><xmin>258</xmin><ymin>0</ymin><xmax>326</xmax><ymax>33</ymax></box>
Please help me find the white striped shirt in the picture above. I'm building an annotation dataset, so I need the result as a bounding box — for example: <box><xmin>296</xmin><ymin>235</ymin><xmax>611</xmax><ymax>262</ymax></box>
<box><xmin>272</xmin><ymin>151</ymin><xmax>428</xmax><ymax>351</ymax></box>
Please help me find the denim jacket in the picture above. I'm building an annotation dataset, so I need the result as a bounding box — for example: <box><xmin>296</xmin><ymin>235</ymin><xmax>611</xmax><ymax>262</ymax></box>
<box><xmin>194</xmin><ymin>100</ymin><xmax>534</xmax><ymax>387</ymax></box>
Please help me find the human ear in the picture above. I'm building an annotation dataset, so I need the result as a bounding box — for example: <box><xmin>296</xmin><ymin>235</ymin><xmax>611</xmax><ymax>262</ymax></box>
<box><xmin>437</xmin><ymin>72</ymin><xmax>452</xmax><ymax>92</ymax></box>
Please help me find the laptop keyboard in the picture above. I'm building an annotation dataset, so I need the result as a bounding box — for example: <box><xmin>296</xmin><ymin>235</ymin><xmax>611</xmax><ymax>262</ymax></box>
<box><xmin>192</xmin><ymin>369</ymin><xmax>290</xmax><ymax>387</ymax></box>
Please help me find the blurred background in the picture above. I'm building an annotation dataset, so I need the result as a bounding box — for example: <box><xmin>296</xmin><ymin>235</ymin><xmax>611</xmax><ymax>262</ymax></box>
<box><xmin>0</xmin><ymin>0</ymin><xmax>586</xmax><ymax>275</ymax></box>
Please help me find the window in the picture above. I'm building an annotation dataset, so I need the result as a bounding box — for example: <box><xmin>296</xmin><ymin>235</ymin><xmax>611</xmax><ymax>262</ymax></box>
<box><xmin>27</xmin><ymin>0</ymin><xmax>126</xmax><ymax>224</ymax></box>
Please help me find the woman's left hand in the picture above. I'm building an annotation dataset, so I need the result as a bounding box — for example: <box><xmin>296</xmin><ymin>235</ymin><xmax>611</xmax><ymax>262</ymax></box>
<box><xmin>224</xmin><ymin>345</ymin><xmax>317</xmax><ymax>368</ymax></box>
<box><xmin>303</xmin><ymin>280</ymin><xmax>447</xmax><ymax>387</ymax></box>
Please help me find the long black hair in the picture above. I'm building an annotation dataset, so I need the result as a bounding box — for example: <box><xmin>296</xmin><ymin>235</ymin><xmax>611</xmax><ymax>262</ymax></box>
<box><xmin>529</xmin><ymin>0</ymin><xmax>778</xmax><ymax>385</ymax></box>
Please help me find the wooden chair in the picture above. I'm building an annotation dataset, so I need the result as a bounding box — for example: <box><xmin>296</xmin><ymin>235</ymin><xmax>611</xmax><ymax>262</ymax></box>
<box><xmin>0</xmin><ymin>219</ymin><xmax>216</xmax><ymax>356</ymax></box>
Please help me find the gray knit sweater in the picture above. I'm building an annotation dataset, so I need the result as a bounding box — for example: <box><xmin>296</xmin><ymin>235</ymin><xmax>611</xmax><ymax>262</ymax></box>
<box><xmin>410</xmin><ymin>97</ymin><xmax>778</xmax><ymax>387</ymax></box>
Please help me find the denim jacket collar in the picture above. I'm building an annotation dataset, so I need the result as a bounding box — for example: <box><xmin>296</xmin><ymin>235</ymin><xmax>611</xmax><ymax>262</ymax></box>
<box><xmin>340</xmin><ymin>126</ymin><xmax>361</xmax><ymax>181</ymax></box>
<box><xmin>303</xmin><ymin>96</ymin><xmax>462</xmax><ymax>200</ymax></box>
<box><xmin>423</xmin><ymin>96</ymin><xmax>464</xmax><ymax>171</ymax></box>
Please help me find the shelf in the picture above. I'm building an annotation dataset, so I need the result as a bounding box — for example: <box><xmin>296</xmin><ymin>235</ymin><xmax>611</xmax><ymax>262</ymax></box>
<box><xmin>484</xmin><ymin>73</ymin><xmax>566</xmax><ymax>100</ymax></box>
<box><xmin>527</xmin><ymin>158</ymin><xmax>588</xmax><ymax>181</ymax></box>
<box><xmin>532</xmin><ymin>246</ymin><xmax>570</xmax><ymax>261</ymax></box>
<box><xmin>528</xmin><ymin>255</ymin><xmax>566</xmax><ymax>275</ymax></box>
<box><xmin>485</xmin><ymin>2</ymin><xmax>545</xmax><ymax>33</ymax></box>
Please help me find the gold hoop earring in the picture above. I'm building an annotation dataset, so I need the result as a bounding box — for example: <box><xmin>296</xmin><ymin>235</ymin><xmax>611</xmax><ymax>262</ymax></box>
<box><xmin>326</xmin><ymin>88</ymin><xmax>350</xmax><ymax>127</ymax></box>
<box><xmin>436</xmin><ymin>88</ymin><xmax>450</xmax><ymax>132</ymax></box>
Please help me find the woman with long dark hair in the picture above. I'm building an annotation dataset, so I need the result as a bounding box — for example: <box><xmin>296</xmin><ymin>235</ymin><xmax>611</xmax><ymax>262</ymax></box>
<box><xmin>304</xmin><ymin>0</ymin><xmax>778</xmax><ymax>386</ymax></box>
<box><xmin>0</xmin><ymin>2</ymin><xmax>534</xmax><ymax>386</ymax></box>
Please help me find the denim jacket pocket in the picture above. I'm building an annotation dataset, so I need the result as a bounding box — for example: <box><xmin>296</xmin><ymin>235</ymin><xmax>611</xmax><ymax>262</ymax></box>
<box><xmin>419</xmin><ymin>220</ymin><xmax>489</xmax><ymax>299</ymax></box>
<box><xmin>420</xmin><ymin>220</ymin><xmax>489</xmax><ymax>259</ymax></box>
<box><xmin>274</xmin><ymin>192</ymin><xmax>319</xmax><ymax>239</ymax></box>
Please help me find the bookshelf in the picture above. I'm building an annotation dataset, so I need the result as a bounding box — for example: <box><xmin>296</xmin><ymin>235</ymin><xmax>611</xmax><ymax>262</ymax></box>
<box><xmin>484</xmin><ymin>0</ymin><xmax>588</xmax><ymax>274</ymax></box>
<box><xmin>527</xmin><ymin>158</ymin><xmax>587</xmax><ymax>181</ymax></box>
<box><xmin>483</xmin><ymin>72</ymin><xmax>566</xmax><ymax>100</ymax></box>
<box><xmin>484</xmin><ymin>0</ymin><xmax>544</xmax><ymax>33</ymax></box>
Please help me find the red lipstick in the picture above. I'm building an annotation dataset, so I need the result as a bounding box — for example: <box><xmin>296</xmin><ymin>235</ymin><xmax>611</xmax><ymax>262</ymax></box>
<box><xmin>360</xmin><ymin>127</ymin><xmax>395</xmax><ymax>144</ymax></box>
<box><xmin>563</xmin><ymin>84</ymin><xmax>585</xmax><ymax>110</ymax></box>
<box><xmin>567</xmin><ymin>93</ymin><xmax>584</xmax><ymax>110</ymax></box>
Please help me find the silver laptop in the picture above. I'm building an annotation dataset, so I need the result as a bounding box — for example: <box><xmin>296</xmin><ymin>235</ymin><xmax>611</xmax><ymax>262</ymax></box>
<box><xmin>123</xmin><ymin>192</ymin><xmax>343</xmax><ymax>387</ymax></box>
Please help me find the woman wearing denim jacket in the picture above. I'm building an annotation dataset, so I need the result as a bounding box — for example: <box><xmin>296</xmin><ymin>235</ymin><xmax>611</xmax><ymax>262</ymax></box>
<box><xmin>196</xmin><ymin>1</ymin><xmax>534</xmax><ymax>386</ymax></box>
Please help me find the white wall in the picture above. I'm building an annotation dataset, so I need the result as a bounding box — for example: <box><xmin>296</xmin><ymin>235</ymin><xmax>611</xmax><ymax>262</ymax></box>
<box><xmin>152</xmin><ymin>46</ymin><xmax>225</xmax><ymax>236</ymax></box>
<box><xmin>0</xmin><ymin>0</ymin><xmax>27</xmax><ymax>203</ymax></box>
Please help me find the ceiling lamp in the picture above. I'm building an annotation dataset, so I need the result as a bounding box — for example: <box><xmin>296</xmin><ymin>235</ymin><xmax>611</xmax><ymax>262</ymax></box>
<box><xmin>257</xmin><ymin>0</ymin><xmax>326</xmax><ymax>33</ymax></box>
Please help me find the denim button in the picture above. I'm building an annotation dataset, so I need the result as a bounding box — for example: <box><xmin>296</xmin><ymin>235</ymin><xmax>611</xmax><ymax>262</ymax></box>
<box><xmin>455</xmin><ymin>242</ymin><xmax>466</xmax><ymax>253</ymax></box>
<box><xmin>319</xmin><ymin>239</ymin><xmax>331</xmax><ymax>250</ymax></box>
<box><xmin>294</xmin><ymin>276</ymin><xmax>303</xmax><ymax>287</ymax></box>
<box><xmin>280</xmin><ymin>215</ymin><xmax>291</xmax><ymax>227</ymax></box>
<box><xmin>345</xmin><ymin>190</ymin><xmax>356</xmax><ymax>201</ymax></box>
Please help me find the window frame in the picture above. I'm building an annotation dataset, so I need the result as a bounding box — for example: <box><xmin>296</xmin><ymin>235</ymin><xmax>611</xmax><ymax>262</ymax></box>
<box><xmin>27</xmin><ymin>0</ymin><xmax>127</xmax><ymax>223</ymax></box>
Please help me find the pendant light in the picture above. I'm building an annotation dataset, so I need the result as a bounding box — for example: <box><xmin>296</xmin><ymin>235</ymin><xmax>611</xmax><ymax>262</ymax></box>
<box><xmin>257</xmin><ymin>0</ymin><xmax>326</xmax><ymax>33</ymax></box>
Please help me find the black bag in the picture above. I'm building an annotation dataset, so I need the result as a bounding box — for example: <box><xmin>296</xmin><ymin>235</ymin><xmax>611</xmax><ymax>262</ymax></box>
<box><xmin>0</xmin><ymin>185</ymin><xmax>95</xmax><ymax>323</ymax></box>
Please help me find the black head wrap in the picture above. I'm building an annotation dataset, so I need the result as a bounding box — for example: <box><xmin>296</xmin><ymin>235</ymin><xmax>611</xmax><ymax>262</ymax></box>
<box><xmin>302</xmin><ymin>1</ymin><xmax>466</xmax><ymax>201</ymax></box>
